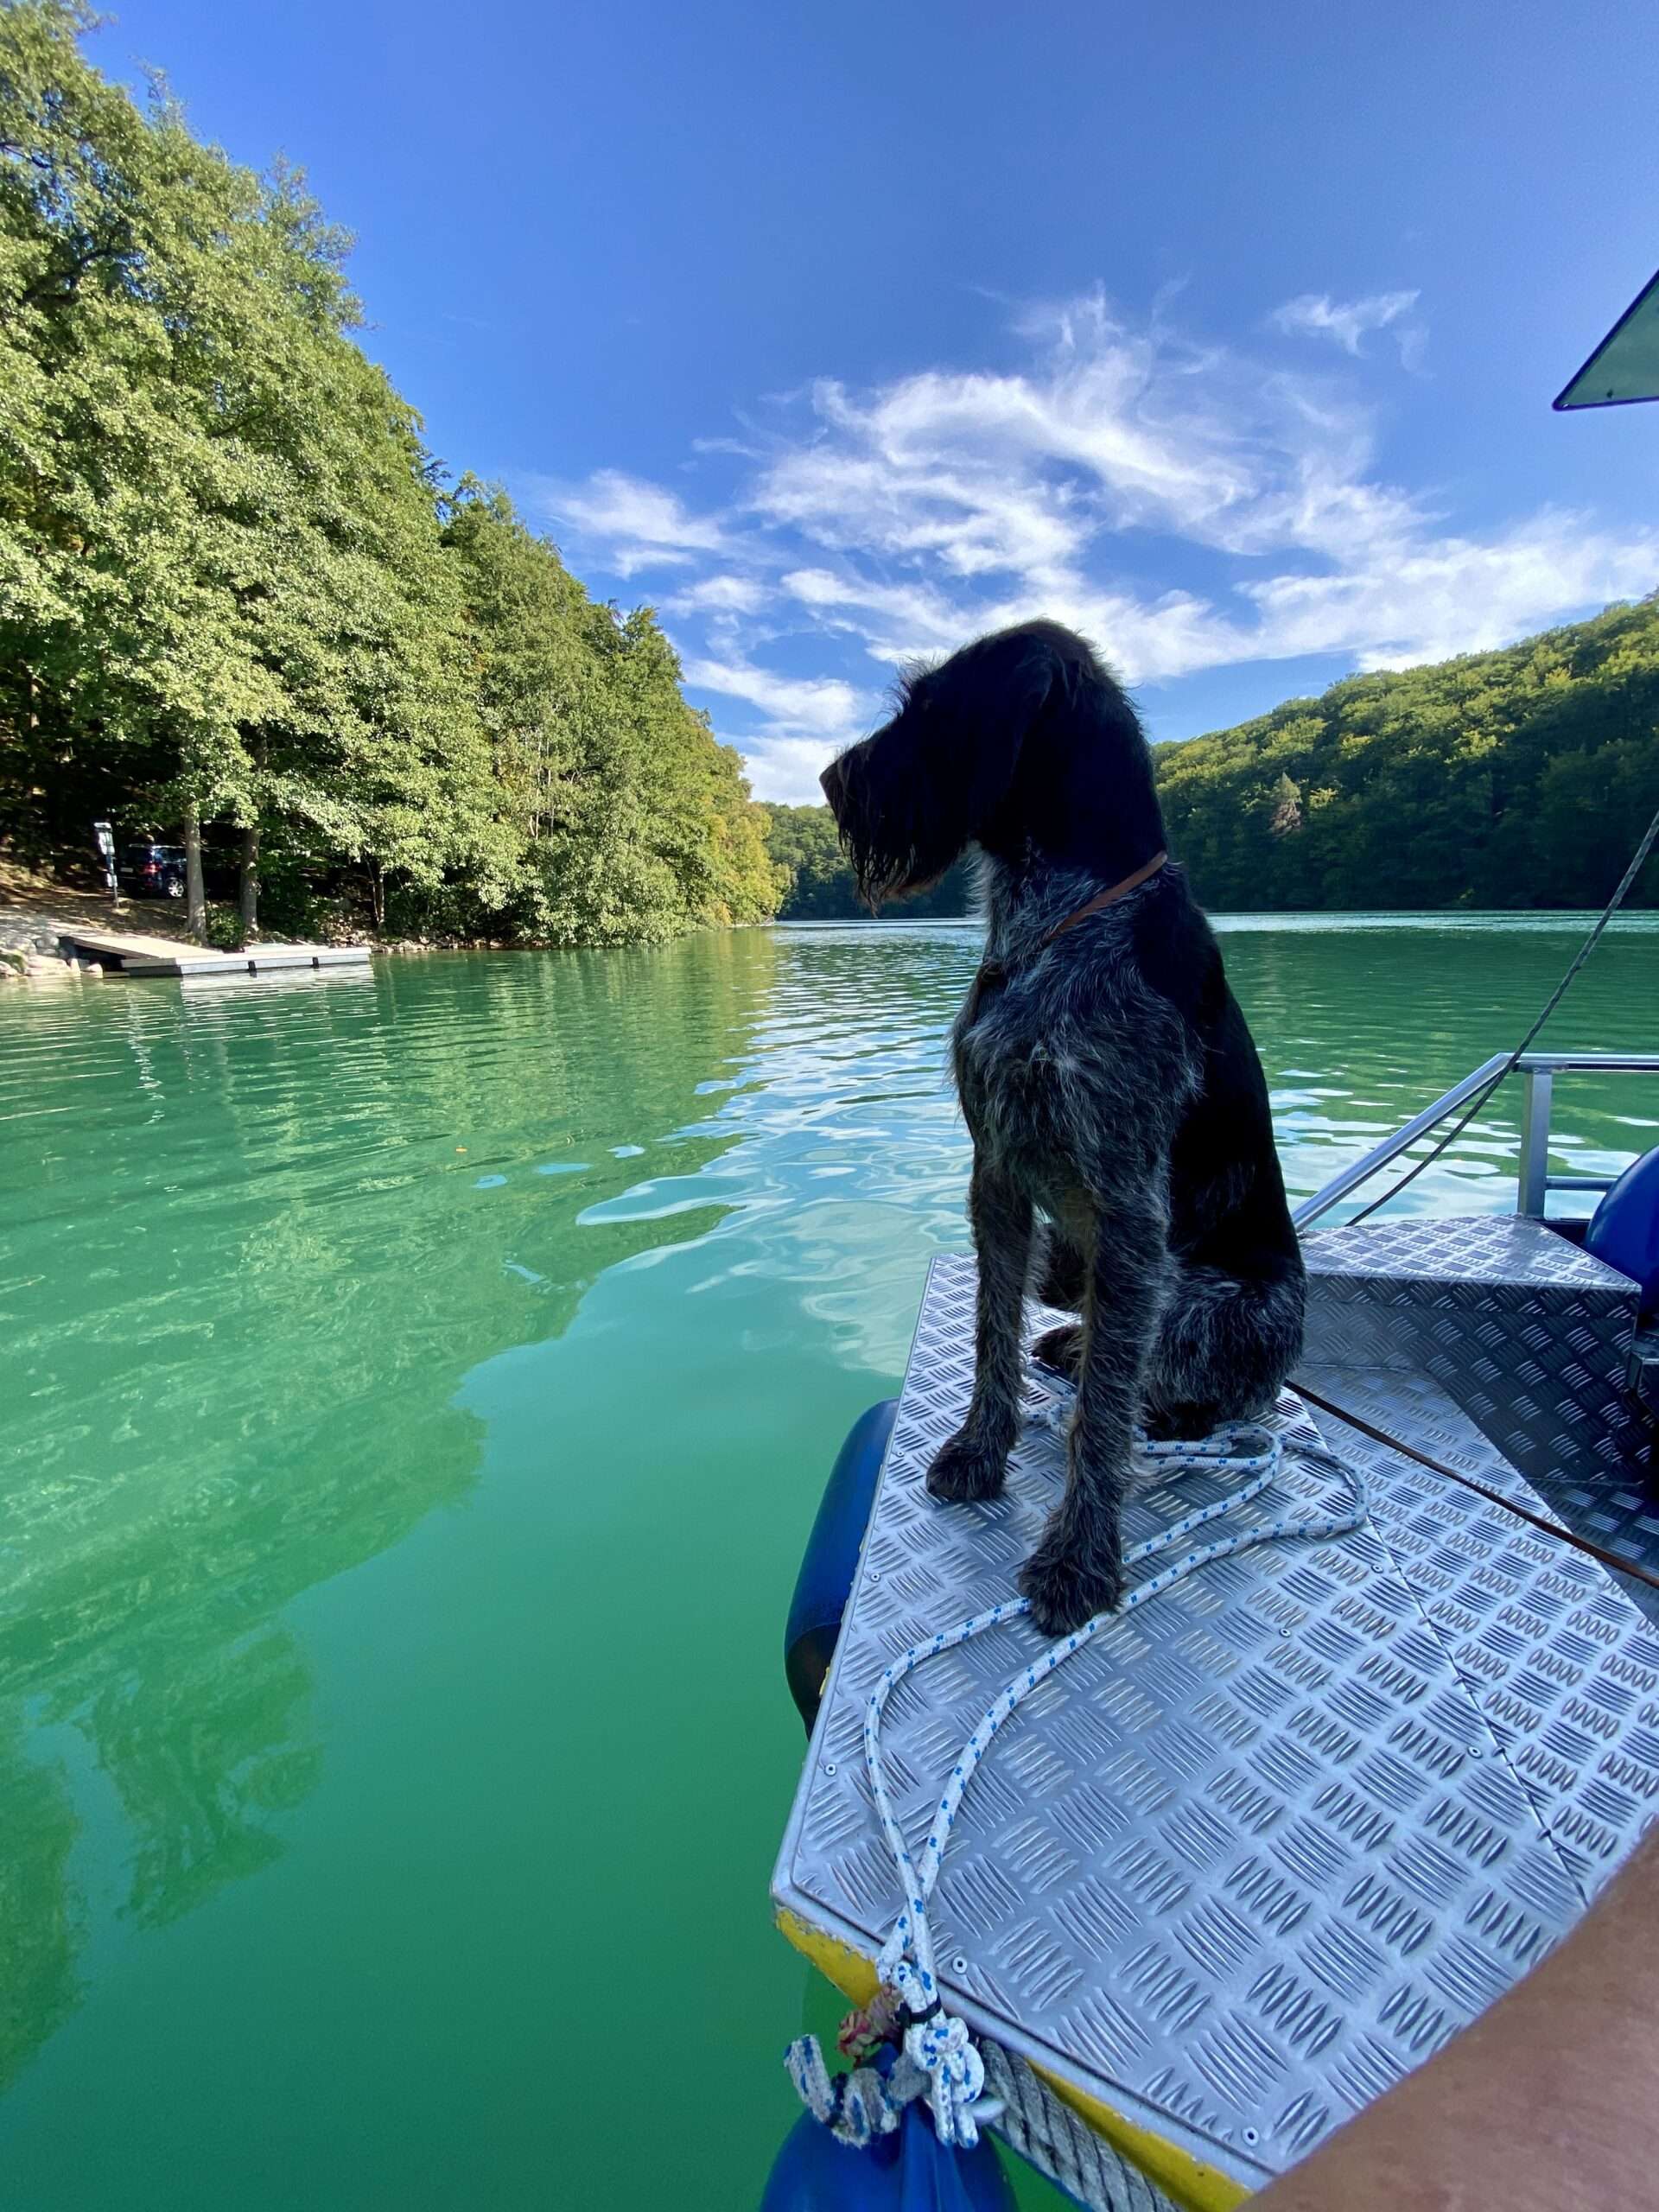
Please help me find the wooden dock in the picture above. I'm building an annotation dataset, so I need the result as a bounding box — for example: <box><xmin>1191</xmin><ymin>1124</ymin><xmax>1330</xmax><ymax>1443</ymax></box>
<box><xmin>55</xmin><ymin>926</ymin><xmax>372</xmax><ymax>977</ymax></box>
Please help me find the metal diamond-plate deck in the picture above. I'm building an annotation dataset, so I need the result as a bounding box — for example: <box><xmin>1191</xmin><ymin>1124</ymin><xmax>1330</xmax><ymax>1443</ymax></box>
<box><xmin>1301</xmin><ymin>1373</ymin><xmax>1659</xmax><ymax>1844</ymax></box>
<box><xmin>1299</xmin><ymin>1360</ymin><xmax>1659</xmax><ymax>1626</ymax></box>
<box><xmin>773</xmin><ymin>1256</ymin><xmax>1659</xmax><ymax>2196</ymax></box>
<box><xmin>1306</xmin><ymin>1212</ymin><xmax>1634</xmax><ymax>1293</ymax></box>
<box><xmin>1304</xmin><ymin>1215</ymin><xmax>1656</xmax><ymax>1577</ymax></box>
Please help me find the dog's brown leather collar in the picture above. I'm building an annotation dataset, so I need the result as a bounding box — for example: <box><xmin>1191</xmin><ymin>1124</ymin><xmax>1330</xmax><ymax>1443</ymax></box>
<box><xmin>963</xmin><ymin>849</ymin><xmax>1168</xmax><ymax>1025</ymax></box>
<box><xmin>1039</xmin><ymin>849</ymin><xmax>1168</xmax><ymax>947</ymax></box>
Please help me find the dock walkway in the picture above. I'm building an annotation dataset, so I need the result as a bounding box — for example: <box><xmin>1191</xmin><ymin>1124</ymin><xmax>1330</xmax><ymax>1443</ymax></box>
<box><xmin>56</xmin><ymin>926</ymin><xmax>372</xmax><ymax>977</ymax></box>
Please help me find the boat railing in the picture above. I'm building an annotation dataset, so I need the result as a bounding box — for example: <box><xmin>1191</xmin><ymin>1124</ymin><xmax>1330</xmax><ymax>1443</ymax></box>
<box><xmin>1293</xmin><ymin>1052</ymin><xmax>1659</xmax><ymax>1231</ymax></box>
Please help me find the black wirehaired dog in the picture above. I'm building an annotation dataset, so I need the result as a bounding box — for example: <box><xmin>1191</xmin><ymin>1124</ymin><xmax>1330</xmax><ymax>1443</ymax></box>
<box><xmin>822</xmin><ymin>620</ymin><xmax>1304</xmax><ymax>1634</ymax></box>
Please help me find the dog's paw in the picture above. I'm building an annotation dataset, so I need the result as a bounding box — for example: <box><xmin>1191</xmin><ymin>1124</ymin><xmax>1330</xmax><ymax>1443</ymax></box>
<box><xmin>925</xmin><ymin>1427</ymin><xmax>1008</xmax><ymax>1505</ymax></box>
<box><xmin>1142</xmin><ymin>1400</ymin><xmax>1218</xmax><ymax>1445</ymax></box>
<box><xmin>1030</xmin><ymin>1321</ymin><xmax>1083</xmax><ymax>1382</ymax></box>
<box><xmin>1017</xmin><ymin>1530</ymin><xmax>1123</xmax><ymax>1636</ymax></box>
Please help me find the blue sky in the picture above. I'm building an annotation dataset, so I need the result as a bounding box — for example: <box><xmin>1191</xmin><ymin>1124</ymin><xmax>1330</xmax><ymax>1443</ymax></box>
<box><xmin>103</xmin><ymin>1</ymin><xmax>1659</xmax><ymax>800</ymax></box>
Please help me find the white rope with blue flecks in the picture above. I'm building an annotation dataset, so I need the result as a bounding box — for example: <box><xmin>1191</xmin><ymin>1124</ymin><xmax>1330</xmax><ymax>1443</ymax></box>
<box><xmin>786</xmin><ymin>1398</ymin><xmax>1368</xmax><ymax>2168</ymax></box>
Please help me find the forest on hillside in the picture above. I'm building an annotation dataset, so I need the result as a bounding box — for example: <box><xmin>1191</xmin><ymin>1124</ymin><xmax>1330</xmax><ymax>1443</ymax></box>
<box><xmin>767</xmin><ymin>595</ymin><xmax>1659</xmax><ymax>918</ymax></box>
<box><xmin>1155</xmin><ymin>594</ymin><xmax>1659</xmax><ymax>910</ymax></box>
<box><xmin>763</xmin><ymin>804</ymin><xmax>976</xmax><ymax>919</ymax></box>
<box><xmin>0</xmin><ymin>1</ymin><xmax>779</xmax><ymax>946</ymax></box>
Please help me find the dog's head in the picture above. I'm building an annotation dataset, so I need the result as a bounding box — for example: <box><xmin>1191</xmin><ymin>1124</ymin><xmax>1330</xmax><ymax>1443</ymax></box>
<box><xmin>820</xmin><ymin>620</ymin><xmax>1157</xmax><ymax>907</ymax></box>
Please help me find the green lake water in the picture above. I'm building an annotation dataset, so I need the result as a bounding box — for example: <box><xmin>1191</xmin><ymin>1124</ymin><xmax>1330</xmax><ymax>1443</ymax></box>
<box><xmin>2</xmin><ymin>914</ymin><xmax>1656</xmax><ymax>2209</ymax></box>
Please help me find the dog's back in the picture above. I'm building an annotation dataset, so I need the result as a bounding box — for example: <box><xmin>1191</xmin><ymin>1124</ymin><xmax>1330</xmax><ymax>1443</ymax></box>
<box><xmin>1131</xmin><ymin>878</ymin><xmax>1302</xmax><ymax>1281</ymax></box>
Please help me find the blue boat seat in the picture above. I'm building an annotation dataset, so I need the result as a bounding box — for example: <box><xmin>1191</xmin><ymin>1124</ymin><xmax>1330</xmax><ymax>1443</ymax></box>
<box><xmin>1585</xmin><ymin>1143</ymin><xmax>1659</xmax><ymax>1317</ymax></box>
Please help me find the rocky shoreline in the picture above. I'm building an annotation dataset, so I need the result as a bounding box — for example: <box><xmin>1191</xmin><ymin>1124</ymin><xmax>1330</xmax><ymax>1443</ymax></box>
<box><xmin>0</xmin><ymin>911</ymin><xmax>80</xmax><ymax>981</ymax></box>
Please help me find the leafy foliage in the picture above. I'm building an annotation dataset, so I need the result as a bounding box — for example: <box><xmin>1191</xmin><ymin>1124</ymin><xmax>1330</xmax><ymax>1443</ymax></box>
<box><xmin>765</xmin><ymin>803</ymin><xmax>976</xmax><ymax>918</ymax></box>
<box><xmin>1155</xmin><ymin>597</ymin><xmax>1659</xmax><ymax>910</ymax></box>
<box><xmin>767</xmin><ymin>599</ymin><xmax>1659</xmax><ymax>919</ymax></box>
<box><xmin>0</xmin><ymin>1</ymin><xmax>776</xmax><ymax>944</ymax></box>
<box><xmin>429</xmin><ymin>485</ymin><xmax>780</xmax><ymax>944</ymax></box>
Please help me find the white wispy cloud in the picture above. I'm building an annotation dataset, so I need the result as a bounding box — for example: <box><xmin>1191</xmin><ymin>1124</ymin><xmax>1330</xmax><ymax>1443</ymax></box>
<box><xmin>680</xmin><ymin>654</ymin><xmax>868</xmax><ymax>733</ymax></box>
<box><xmin>1240</xmin><ymin>512</ymin><xmax>1658</xmax><ymax>667</ymax></box>
<box><xmin>531</xmin><ymin>467</ymin><xmax>727</xmax><ymax>575</ymax></box>
<box><xmin>724</xmin><ymin>734</ymin><xmax>848</xmax><ymax>806</ymax></box>
<box><xmin>659</xmin><ymin>574</ymin><xmax>769</xmax><ymax>617</ymax></box>
<box><xmin>538</xmin><ymin>288</ymin><xmax>1656</xmax><ymax>801</ymax></box>
<box><xmin>682</xmin><ymin>654</ymin><xmax>875</xmax><ymax>804</ymax></box>
<box><xmin>780</xmin><ymin>568</ymin><xmax>967</xmax><ymax>657</ymax></box>
<box><xmin>1272</xmin><ymin>289</ymin><xmax>1423</xmax><ymax>362</ymax></box>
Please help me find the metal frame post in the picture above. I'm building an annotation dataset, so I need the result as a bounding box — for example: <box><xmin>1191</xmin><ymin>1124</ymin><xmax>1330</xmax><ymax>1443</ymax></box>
<box><xmin>1516</xmin><ymin>1066</ymin><xmax>1554</xmax><ymax>1217</ymax></box>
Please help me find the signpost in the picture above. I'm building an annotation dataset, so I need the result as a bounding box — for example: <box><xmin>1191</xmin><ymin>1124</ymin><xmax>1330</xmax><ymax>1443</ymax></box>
<box><xmin>92</xmin><ymin>820</ymin><xmax>120</xmax><ymax>907</ymax></box>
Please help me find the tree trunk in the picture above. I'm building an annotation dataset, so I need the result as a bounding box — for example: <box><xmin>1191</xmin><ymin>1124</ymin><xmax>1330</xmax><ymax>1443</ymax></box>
<box><xmin>238</xmin><ymin>819</ymin><xmax>260</xmax><ymax>945</ymax></box>
<box><xmin>369</xmin><ymin>859</ymin><xmax>385</xmax><ymax>933</ymax></box>
<box><xmin>184</xmin><ymin>804</ymin><xmax>207</xmax><ymax>944</ymax></box>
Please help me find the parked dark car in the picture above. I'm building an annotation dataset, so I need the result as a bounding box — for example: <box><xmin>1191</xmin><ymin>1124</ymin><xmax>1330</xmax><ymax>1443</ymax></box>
<box><xmin>118</xmin><ymin>842</ymin><xmax>188</xmax><ymax>899</ymax></box>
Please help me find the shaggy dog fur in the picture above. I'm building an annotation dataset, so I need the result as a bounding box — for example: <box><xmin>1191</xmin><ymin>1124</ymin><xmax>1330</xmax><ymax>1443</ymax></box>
<box><xmin>822</xmin><ymin>620</ymin><xmax>1305</xmax><ymax>1634</ymax></box>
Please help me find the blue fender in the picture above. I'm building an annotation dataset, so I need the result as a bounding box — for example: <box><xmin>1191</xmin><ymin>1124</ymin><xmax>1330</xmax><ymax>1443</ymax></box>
<box><xmin>1585</xmin><ymin>1144</ymin><xmax>1659</xmax><ymax>1317</ymax></box>
<box><xmin>760</xmin><ymin>2107</ymin><xmax>1018</xmax><ymax>2211</ymax></box>
<box><xmin>785</xmin><ymin>1400</ymin><xmax>898</xmax><ymax>1730</ymax></box>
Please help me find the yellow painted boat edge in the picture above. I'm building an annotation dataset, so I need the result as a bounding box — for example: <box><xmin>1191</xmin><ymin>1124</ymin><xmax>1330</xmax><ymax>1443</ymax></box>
<box><xmin>775</xmin><ymin>1908</ymin><xmax>1250</xmax><ymax>2212</ymax></box>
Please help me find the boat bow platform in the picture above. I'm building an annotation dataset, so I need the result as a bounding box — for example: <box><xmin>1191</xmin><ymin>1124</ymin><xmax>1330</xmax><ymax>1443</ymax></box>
<box><xmin>772</xmin><ymin>1250</ymin><xmax>1659</xmax><ymax>2205</ymax></box>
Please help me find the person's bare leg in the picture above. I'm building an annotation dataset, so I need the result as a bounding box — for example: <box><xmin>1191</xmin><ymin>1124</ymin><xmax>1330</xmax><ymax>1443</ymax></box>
<box><xmin>1255</xmin><ymin>1827</ymin><xmax>1659</xmax><ymax>2212</ymax></box>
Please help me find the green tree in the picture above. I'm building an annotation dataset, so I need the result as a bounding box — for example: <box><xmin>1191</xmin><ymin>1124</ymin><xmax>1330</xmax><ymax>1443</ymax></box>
<box><xmin>1</xmin><ymin>0</ymin><xmax>263</xmax><ymax>929</ymax></box>
<box><xmin>765</xmin><ymin>803</ymin><xmax>861</xmax><ymax>917</ymax></box>
<box><xmin>0</xmin><ymin>3</ymin><xmax>778</xmax><ymax>948</ymax></box>
<box><xmin>434</xmin><ymin>483</ymin><xmax>778</xmax><ymax>945</ymax></box>
<box><xmin>1154</xmin><ymin>596</ymin><xmax>1659</xmax><ymax>912</ymax></box>
<box><xmin>763</xmin><ymin>803</ymin><xmax>976</xmax><ymax>919</ymax></box>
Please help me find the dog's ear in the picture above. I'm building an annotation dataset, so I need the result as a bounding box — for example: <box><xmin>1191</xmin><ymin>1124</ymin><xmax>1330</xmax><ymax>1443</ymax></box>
<box><xmin>821</xmin><ymin>627</ymin><xmax>1066</xmax><ymax>907</ymax></box>
<box><xmin>926</xmin><ymin>626</ymin><xmax>1066</xmax><ymax>830</ymax></box>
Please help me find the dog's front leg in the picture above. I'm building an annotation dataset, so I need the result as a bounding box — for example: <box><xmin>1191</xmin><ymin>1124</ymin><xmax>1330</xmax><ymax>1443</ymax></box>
<box><xmin>1019</xmin><ymin>1193</ymin><xmax>1169</xmax><ymax>1634</ymax></box>
<box><xmin>927</xmin><ymin>1157</ymin><xmax>1033</xmax><ymax>1504</ymax></box>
